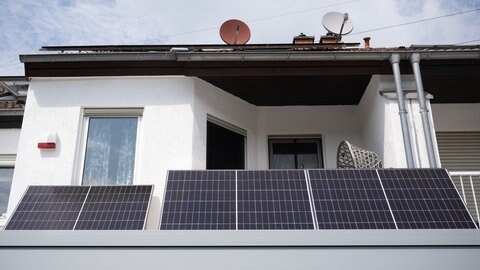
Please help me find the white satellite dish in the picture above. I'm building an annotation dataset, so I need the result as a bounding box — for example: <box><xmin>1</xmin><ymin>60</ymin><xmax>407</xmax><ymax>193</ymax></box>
<box><xmin>322</xmin><ymin>12</ymin><xmax>354</xmax><ymax>36</ymax></box>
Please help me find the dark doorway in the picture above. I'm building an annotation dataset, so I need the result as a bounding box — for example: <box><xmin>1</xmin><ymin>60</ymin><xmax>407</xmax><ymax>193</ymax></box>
<box><xmin>207</xmin><ymin>121</ymin><xmax>245</xmax><ymax>169</ymax></box>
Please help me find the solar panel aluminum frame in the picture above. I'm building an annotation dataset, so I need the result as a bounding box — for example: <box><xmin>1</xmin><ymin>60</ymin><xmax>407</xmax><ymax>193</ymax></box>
<box><xmin>446</xmin><ymin>170</ymin><xmax>479</xmax><ymax>229</ymax></box>
<box><xmin>74</xmin><ymin>185</ymin><xmax>154</xmax><ymax>230</ymax></box>
<box><xmin>307</xmin><ymin>169</ymin><xmax>397</xmax><ymax>230</ymax></box>
<box><xmin>5</xmin><ymin>185</ymin><xmax>154</xmax><ymax>231</ymax></box>
<box><xmin>378</xmin><ymin>169</ymin><xmax>478</xmax><ymax>230</ymax></box>
<box><xmin>4</xmin><ymin>185</ymin><xmax>90</xmax><ymax>230</ymax></box>
<box><xmin>159</xmin><ymin>170</ymin><xmax>237</xmax><ymax>230</ymax></box>
<box><xmin>236</xmin><ymin>170</ymin><xmax>316</xmax><ymax>230</ymax></box>
<box><xmin>160</xmin><ymin>169</ymin><xmax>478</xmax><ymax>231</ymax></box>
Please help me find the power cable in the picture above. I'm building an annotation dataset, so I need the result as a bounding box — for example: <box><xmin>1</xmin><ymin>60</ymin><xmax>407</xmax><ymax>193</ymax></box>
<box><xmin>141</xmin><ymin>0</ymin><xmax>362</xmax><ymax>42</ymax></box>
<box><xmin>455</xmin><ymin>38</ymin><xmax>480</xmax><ymax>45</ymax></box>
<box><xmin>350</xmin><ymin>8</ymin><xmax>480</xmax><ymax>36</ymax></box>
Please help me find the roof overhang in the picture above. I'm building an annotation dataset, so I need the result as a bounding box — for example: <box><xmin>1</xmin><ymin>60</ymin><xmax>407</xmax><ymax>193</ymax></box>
<box><xmin>19</xmin><ymin>46</ymin><xmax>480</xmax><ymax>105</ymax></box>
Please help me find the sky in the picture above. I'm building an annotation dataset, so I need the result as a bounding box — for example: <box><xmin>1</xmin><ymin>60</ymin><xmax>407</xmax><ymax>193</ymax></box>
<box><xmin>0</xmin><ymin>0</ymin><xmax>479</xmax><ymax>76</ymax></box>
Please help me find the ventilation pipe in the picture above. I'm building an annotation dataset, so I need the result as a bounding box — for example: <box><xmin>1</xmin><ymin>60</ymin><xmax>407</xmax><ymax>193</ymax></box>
<box><xmin>390</xmin><ymin>54</ymin><xmax>415</xmax><ymax>168</ymax></box>
<box><xmin>410</xmin><ymin>53</ymin><xmax>438</xmax><ymax>168</ymax></box>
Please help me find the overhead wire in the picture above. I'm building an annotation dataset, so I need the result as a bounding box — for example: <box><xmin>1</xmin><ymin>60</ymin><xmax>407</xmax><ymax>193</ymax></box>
<box><xmin>140</xmin><ymin>0</ymin><xmax>362</xmax><ymax>43</ymax></box>
<box><xmin>455</xmin><ymin>39</ymin><xmax>480</xmax><ymax>45</ymax></box>
<box><xmin>350</xmin><ymin>8</ymin><xmax>480</xmax><ymax>36</ymax></box>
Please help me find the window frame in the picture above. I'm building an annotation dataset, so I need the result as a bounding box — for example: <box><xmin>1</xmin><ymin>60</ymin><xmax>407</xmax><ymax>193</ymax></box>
<box><xmin>268</xmin><ymin>136</ymin><xmax>324</xmax><ymax>169</ymax></box>
<box><xmin>76</xmin><ymin>108</ymin><xmax>143</xmax><ymax>186</ymax></box>
<box><xmin>0</xmin><ymin>154</ymin><xmax>15</xmax><ymax>224</ymax></box>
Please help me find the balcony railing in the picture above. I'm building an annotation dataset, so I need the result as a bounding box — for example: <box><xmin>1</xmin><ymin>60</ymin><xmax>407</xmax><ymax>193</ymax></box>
<box><xmin>449</xmin><ymin>171</ymin><xmax>480</xmax><ymax>225</ymax></box>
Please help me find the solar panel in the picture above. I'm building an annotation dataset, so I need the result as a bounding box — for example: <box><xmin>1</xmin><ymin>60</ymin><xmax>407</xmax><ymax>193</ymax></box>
<box><xmin>378</xmin><ymin>169</ymin><xmax>477</xmax><ymax>229</ymax></box>
<box><xmin>308</xmin><ymin>169</ymin><xmax>396</xmax><ymax>229</ymax></box>
<box><xmin>160</xmin><ymin>170</ymin><xmax>236</xmax><ymax>230</ymax></box>
<box><xmin>237</xmin><ymin>170</ymin><xmax>314</xmax><ymax>230</ymax></box>
<box><xmin>5</xmin><ymin>186</ymin><xmax>89</xmax><ymax>230</ymax></box>
<box><xmin>5</xmin><ymin>185</ymin><xmax>153</xmax><ymax>230</ymax></box>
<box><xmin>75</xmin><ymin>185</ymin><xmax>153</xmax><ymax>230</ymax></box>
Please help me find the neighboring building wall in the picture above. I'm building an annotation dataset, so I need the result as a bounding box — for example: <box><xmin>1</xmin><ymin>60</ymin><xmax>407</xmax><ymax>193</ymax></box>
<box><xmin>0</xmin><ymin>128</ymin><xmax>20</xmax><ymax>226</ymax></box>
<box><xmin>431</xmin><ymin>103</ymin><xmax>480</xmax><ymax>132</ymax></box>
<box><xmin>431</xmin><ymin>103</ymin><xmax>480</xmax><ymax>169</ymax></box>
<box><xmin>0</xmin><ymin>129</ymin><xmax>21</xmax><ymax>155</ymax></box>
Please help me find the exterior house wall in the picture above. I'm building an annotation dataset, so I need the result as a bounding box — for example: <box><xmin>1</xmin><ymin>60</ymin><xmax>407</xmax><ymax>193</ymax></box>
<box><xmin>256</xmin><ymin>106</ymin><xmax>361</xmax><ymax>169</ymax></box>
<box><xmin>8</xmin><ymin>76</ymin><xmax>198</xmax><ymax>229</ymax></box>
<box><xmin>358</xmin><ymin>75</ymin><xmax>388</xmax><ymax>165</ymax></box>
<box><xmin>359</xmin><ymin>75</ymin><xmax>435</xmax><ymax>168</ymax></box>
<box><xmin>192</xmin><ymin>78</ymin><xmax>258</xmax><ymax>169</ymax></box>
<box><xmin>7</xmin><ymin>74</ymin><xmax>443</xmax><ymax>228</ymax></box>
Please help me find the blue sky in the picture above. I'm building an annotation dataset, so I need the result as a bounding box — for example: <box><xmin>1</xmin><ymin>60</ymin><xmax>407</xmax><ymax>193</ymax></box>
<box><xmin>0</xmin><ymin>0</ymin><xmax>479</xmax><ymax>76</ymax></box>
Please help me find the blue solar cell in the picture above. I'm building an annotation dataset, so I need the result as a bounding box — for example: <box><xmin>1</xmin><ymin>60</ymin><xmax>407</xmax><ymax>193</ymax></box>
<box><xmin>308</xmin><ymin>169</ymin><xmax>396</xmax><ymax>229</ymax></box>
<box><xmin>75</xmin><ymin>185</ymin><xmax>153</xmax><ymax>230</ymax></box>
<box><xmin>378</xmin><ymin>169</ymin><xmax>476</xmax><ymax>229</ymax></box>
<box><xmin>5</xmin><ymin>186</ymin><xmax>89</xmax><ymax>230</ymax></box>
<box><xmin>160</xmin><ymin>170</ymin><xmax>236</xmax><ymax>230</ymax></box>
<box><xmin>237</xmin><ymin>170</ymin><xmax>314</xmax><ymax>230</ymax></box>
<box><xmin>6</xmin><ymin>185</ymin><xmax>153</xmax><ymax>231</ymax></box>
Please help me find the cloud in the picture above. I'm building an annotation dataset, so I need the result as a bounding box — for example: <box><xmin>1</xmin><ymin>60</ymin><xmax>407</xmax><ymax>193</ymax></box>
<box><xmin>0</xmin><ymin>0</ymin><xmax>479</xmax><ymax>75</ymax></box>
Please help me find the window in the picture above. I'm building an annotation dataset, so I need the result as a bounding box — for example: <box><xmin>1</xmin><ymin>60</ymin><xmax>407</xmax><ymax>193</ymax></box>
<box><xmin>268</xmin><ymin>137</ymin><xmax>323</xmax><ymax>169</ymax></box>
<box><xmin>207</xmin><ymin>117</ymin><xmax>246</xmax><ymax>169</ymax></box>
<box><xmin>81</xmin><ymin>109</ymin><xmax>142</xmax><ymax>185</ymax></box>
<box><xmin>0</xmin><ymin>155</ymin><xmax>15</xmax><ymax>221</ymax></box>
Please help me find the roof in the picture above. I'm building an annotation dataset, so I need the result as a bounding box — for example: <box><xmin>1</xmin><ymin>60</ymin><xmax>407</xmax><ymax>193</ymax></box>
<box><xmin>19</xmin><ymin>44</ymin><xmax>480</xmax><ymax>105</ymax></box>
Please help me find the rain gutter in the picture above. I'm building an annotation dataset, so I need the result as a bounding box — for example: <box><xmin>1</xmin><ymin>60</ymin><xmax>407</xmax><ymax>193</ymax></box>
<box><xmin>19</xmin><ymin>50</ymin><xmax>480</xmax><ymax>63</ymax></box>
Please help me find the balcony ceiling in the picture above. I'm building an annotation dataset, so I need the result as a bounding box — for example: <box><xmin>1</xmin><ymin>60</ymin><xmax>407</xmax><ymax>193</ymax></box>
<box><xmin>22</xmin><ymin>51</ymin><xmax>480</xmax><ymax>106</ymax></box>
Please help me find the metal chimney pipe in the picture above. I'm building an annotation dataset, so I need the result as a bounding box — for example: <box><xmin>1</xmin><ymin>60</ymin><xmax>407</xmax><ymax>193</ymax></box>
<box><xmin>390</xmin><ymin>54</ymin><xmax>415</xmax><ymax>168</ymax></box>
<box><xmin>410</xmin><ymin>53</ymin><xmax>438</xmax><ymax>168</ymax></box>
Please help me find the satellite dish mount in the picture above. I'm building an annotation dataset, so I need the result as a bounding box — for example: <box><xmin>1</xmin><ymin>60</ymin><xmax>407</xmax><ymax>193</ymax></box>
<box><xmin>321</xmin><ymin>12</ymin><xmax>354</xmax><ymax>43</ymax></box>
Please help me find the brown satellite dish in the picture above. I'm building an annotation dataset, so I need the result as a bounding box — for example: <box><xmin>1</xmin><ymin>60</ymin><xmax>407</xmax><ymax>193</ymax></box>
<box><xmin>220</xmin><ymin>19</ymin><xmax>251</xmax><ymax>45</ymax></box>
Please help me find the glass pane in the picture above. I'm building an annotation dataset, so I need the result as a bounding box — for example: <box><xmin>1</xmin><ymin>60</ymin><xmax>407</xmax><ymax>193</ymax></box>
<box><xmin>270</xmin><ymin>141</ymin><xmax>296</xmax><ymax>169</ymax></box>
<box><xmin>82</xmin><ymin>117</ymin><xmax>138</xmax><ymax>185</ymax></box>
<box><xmin>0</xmin><ymin>167</ymin><xmax>14</xmax><ymax>216</ymax></box>
<box><xmin>296</xmin><ymin>141</ymin><xmax>320</xmax><ymax>169</ymax></box>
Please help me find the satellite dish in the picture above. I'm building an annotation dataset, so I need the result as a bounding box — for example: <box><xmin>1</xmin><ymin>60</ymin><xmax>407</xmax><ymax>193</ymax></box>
<box><xmin>220</xmin><ymin>19</ymin><xmax>251</xmax><ymax>45</ymax></box>
<box><xmin>322</xmin><ymin>12</ymin><xmax>354</xmax><ymax>36</ymax></box>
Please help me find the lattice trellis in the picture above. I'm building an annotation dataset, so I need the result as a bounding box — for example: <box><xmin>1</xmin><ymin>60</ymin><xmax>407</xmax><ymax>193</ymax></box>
<box><xmin>337</xmin><ymin>140</ymin><xmax>383</xmax><ymax>169</ymax></box>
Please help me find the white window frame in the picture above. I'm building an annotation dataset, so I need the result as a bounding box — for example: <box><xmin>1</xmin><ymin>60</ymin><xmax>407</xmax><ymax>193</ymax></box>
<box><xmin>268</xmin><ymin>135</ymin><xmax>324</xmax><ymax>169</ymax></box>
<box><xmin>75</xmin><ymin>108</ymin><xmax>143</xmax><ymax>186</ymax></box>
<box><xmin>0</xmin><ymin>154</ymin><xmax>16</xmax><ymax>225</ymax></box>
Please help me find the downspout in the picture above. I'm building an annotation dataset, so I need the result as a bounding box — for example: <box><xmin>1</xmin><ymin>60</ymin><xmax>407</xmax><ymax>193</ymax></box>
<box><xmin>390</xmin><ymin>54</ymin><xmax>415</xmax><ymax>168</ymax></box>
<box><xmin>410</xmin><ymin>53</ymin><xmax>438</xmax><ymax>168</ymax></box>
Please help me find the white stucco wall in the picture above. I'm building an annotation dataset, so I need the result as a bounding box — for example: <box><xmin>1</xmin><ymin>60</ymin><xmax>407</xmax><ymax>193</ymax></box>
<box><xmin>256</xmin><ymin>106</ymin><xmax>361</xmax><ymax>169</ymax></box>
<box><xmin>9</xmin><ymin>76</ymin><xmax>198</xmax><ymax>228</ymax></box>
<box><xmin>192</xmin><ymin>78</ymin><xmax>258</xmax><ymax>169</ymax></box>
<box><xmin>358</xmin><ymin>75</ymin><xmax>436</xmax><ymax>168</ymax></box>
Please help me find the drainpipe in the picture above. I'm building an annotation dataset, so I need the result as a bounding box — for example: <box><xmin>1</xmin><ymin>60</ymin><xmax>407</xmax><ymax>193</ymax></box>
<box><xmin>410</xmin><ymin>53</ymin><xmax>438</xmax><ymax>168</ymax></box>
<box><xmin>390</xmin><ymin>54</ymin><xmax>415</xmax><ymax>168</ymax></box>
